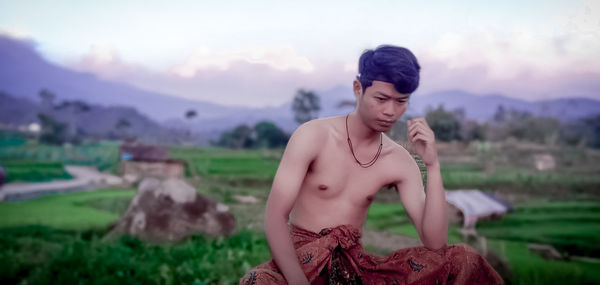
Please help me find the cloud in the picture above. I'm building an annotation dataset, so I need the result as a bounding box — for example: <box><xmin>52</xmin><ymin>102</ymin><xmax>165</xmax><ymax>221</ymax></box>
<box><xmin>70</xmin><ymin>21</ymin><xmax>600</xmax><ymax>108</ymax></box>
<box><xmin>170</xmin><ymin>45</ymin><xmax>315</xmax><ymax>78</ymax></box>
<box><xmin>415</xmin><ymin>20</ymin><xmax>600</xmax><ymax>100</ymax></box>
<box><xmin>0</xmin><ymin>28</ymin><xmax>31</xmax><ymax>40</ymax></box>
<box><xmin>71</xmin><ymin>45</ymin><xmax>353</xmax><ymax>107</ymax></box>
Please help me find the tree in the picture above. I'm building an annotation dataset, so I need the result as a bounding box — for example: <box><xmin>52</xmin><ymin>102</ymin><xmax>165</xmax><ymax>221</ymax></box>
<box><xmin>254</xmin><ymin>121</ymin><xmax>289</xmax><ymax>148</ymax></box>
<box><xmin>292</xmin><ymin>89</ymin><xmax>320</xmax><ymax>124</ymax></box>
<box><xmin>425</xmin><ymin>105</ymin><xmax>461</xmax><ymax>142</ymax></box>
<box><xmin>37</xmin><ymin>113</ymin><xmax>69</xmax><ymax>145</ymax></box>
<box><xmin>461</xmin><ymin>120</ymin><xmax>487</xmax><ymax>142</ymax></box>
<box><xmin>54</xmin><ymin>100</ymin><xmax>91</xmax><ymax>144</ymax></box>
<box><xmin>492</xmin><ymin>105</ymin><xmax>506</xmax><ymax>124</ymax></box>
<box><xmin>217</xmin><ymin>124</ymin><xmax>254</xmax><ymax>149</ymax></box>
<box><xmin>185</xmin><ymin>109</ymin><xmax>197</xmax><ymax>120</ymax></box>
<box><xmin>115</xmin><ymin>118</ymin><xmax>132</xmax><ymax>139</ymax></box>
<box><xmin>38</xmin><ymin>89</ymin><xmax>56</xmax><ymax>109</ymax></box>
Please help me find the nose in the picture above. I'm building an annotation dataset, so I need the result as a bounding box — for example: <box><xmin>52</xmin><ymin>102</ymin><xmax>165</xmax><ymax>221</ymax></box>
<box><xmin>382</xmin><ymin>101</ymin><xmax>395</xmax><ymax>117</ymax></box>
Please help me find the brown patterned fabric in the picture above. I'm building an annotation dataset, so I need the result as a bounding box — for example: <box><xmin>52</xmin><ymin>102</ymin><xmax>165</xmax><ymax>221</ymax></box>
<box><xmin>240</xmin><ymin>224</ymin><xmax>504</xmax><ymax>285</ymax></box>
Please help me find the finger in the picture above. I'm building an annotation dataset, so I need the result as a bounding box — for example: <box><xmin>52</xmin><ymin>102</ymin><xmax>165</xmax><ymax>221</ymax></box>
<box><xmin>409</xmin><ymin>124</ymin><xmax>434</xmax><ymax>138</ymax></box>
<box><xmin>408</xmin><ymin>125</ymin><xmax>426</xmax><ymax>138</ymax></box>
<box><xmin>408</xmin><ymin>120</ymin><xmax>426</xmax><ymax>131</ymax></box>
<box><xmin>408</xmin><ymin>120</ymin><xmax>426</xmax><ymax>134</ymax></box>
<box><xmin>410</xmin><ymin>129</ymin><xmax>432</xmax><ymax>143</ymax></box>
<box><xmin>411</xmin><ymin>133</ymin><xmax>429</xmax><ymax>144</ymax></box>
<box><xmin>409</xmin><ymin>122</ymin><xmax>434</xmax><ymax>137</ymax></box>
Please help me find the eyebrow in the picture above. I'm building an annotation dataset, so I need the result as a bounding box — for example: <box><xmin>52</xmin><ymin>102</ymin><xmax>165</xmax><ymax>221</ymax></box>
<box><xmin>375</xmin><ymin>92</ymin><xmax>409</xmax><ymax>100</ymax></box>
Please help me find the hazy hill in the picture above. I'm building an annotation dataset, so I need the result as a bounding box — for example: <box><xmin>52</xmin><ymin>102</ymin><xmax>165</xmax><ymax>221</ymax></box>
<box><xmin>1</xmin><ymin>34</ymin><xmax>598</xmax><ymax>138</ymax></box>
<box><xmin>0</xmin><ymin>91</ymin><xmax>184</xmax><ymax>144</ymax></box>
<box><xmin>317</xmin><ymin>87</ymin><xmax>600</xmax><ymax>122</ymax></box>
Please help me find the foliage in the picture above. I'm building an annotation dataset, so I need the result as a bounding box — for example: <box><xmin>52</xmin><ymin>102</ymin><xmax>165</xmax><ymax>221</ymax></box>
<box><xmin>185</xmin><ymin>109</ymin><xmax>197</xmax><ymax>120</ymax></box>
<box><xmin>425</xmin><ymin>105</ymin><xmax>462</xmax><ymax>142</ymax></box>
<box><xmin>217</xmin><ymin>124</ymin><xmax>255</xmax><ymax>149</ymax></box>
<box><xmin>216</xmin><ymin>121</ymin><xmax>289</xmax><ymax>149</ymax></box>
<box><xmin>37</xmin><ymin>113</ymin><xmax>69</xmax><ymax>145</ymax></box>
<box><xmin>291</xmin><ymin>89</ymin><xmax>321</xmax><ymax>124</ymax></box>
<box><xmin>560</xmin><ymin>114</ymin><xmax>600</xmax><ymax>148</ymax></box>
<box><xmin>0</xmin><ymin>225</ymin><xmax>270</xmax><ymax>285</ymax></box>
<box><xmin>254</xmin><ymin>121</ymin><xmax>289</xmax><ymax>148</ymax></box>
<box><xmin>38</xmin><ymin>88</ymin><xmax>56</xmax><ymax>109</ymax></box>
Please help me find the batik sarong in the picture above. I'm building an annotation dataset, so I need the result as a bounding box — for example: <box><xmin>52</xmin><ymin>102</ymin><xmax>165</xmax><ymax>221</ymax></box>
<box><xmin>240</xmin><ymin>224</ymin><xmax>504</xmax><ymax>284</ymax></box>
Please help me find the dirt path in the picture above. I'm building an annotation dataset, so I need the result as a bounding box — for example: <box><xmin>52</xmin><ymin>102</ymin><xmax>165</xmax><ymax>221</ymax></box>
<box><xmin>0</xmin><ymin>165</ymin><xmax>123</xmax><ymax>201</ymax></box>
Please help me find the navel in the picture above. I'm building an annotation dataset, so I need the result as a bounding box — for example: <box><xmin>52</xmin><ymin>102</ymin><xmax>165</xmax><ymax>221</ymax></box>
<box><xmin>318</xmin><ymin>184</ymin><xmax>328</xmax><ymax>191</ymax></box>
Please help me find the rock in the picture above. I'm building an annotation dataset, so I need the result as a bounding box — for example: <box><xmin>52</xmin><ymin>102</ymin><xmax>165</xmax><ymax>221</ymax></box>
<box><xmin>106</xmin><ymin>178</ymin><xmax>236</xmax><ymax>243</ymax></box>
<box><xmin>528</xmin><ymin>243</ymin><xmax>565</xmax><ymax>260</ymax></box>
<box><xmin>484</xmin><ymin>250</ymin><xmax>513</xmax><ymax>284</ymax></box>
<box><xmin>533</xmin><ymin>154</ymin><xmax>555</xmax><ymax>171</ymax></box>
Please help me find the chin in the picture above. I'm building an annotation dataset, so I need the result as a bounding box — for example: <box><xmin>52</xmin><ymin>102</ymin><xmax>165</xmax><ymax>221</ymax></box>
<box><xmin>373</xmin><ymin>125</ymin><xmax>392</xmax><ymax>132</ymax></box>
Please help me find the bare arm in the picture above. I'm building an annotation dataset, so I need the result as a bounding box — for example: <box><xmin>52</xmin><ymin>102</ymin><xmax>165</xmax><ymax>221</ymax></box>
<box><xmin>396</xmin><ymin>118</ymin><xmax>447</xmax><ymax>250</ymax></box>
<box><xmin>264</xmin><ymin>123</ymin><xmax>320</xmax><ymax>284</ymax></box>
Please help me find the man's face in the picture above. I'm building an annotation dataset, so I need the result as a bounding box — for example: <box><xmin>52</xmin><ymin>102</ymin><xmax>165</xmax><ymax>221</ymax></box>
<box><xmin>354</xmin><ymin>80</ymin><xmax>410</xmax><ymax>132</ymax></box>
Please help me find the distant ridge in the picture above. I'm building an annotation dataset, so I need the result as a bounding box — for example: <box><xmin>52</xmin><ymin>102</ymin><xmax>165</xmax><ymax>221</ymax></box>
<box><xmin>1</xmin><ymin>34</ymin><xmax>598</xmax><ymax>138</ymax></box>
<box><xmin>317</xmin><ymin>87</ymin><xmax>600</xmax><ymax>122</ymax></box>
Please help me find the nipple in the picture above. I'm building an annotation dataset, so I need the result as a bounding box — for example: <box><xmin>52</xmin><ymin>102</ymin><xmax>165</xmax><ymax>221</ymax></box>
<box><xmin>318</xmin><ymin>184</ymin><xmax>328</xmax><ymax>191</ymax></box>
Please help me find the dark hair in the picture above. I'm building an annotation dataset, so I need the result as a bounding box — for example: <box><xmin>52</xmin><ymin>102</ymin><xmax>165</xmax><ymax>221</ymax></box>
<box><xmin>357</xmin><ymin>45</ymin><xmax>421</xmax><ymax>94</ymax></box>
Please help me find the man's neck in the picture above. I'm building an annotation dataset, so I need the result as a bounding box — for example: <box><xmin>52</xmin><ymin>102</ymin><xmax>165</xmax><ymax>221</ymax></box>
<box><xmin>347</xmin><ymin>112</ymin><xmax>381</xmax><ymax>146</ymax></box>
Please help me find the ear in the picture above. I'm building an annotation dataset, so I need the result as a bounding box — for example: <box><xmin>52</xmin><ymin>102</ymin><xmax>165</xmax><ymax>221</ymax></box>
<box><xmin>353</xmin><ymin>80</ymin><xmax>362</xmax><ymax>99</ymax></box>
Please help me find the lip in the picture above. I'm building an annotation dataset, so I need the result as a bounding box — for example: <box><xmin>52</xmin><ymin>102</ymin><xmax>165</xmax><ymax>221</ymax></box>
<box><xmin>377</xmin><ymin>120</ymin><xmax>394</xmax><ymax>126</ymax></box>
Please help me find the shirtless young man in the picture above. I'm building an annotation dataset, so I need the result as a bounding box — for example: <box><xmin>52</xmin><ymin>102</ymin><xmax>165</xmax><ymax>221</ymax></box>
<box><xmin>241</xmin><ymin>46</ymin><xmax>503</xmax><ymax>284</ymax></box>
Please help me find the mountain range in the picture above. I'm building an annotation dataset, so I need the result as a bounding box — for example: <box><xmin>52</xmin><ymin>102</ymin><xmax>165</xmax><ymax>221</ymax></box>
<box><xmin>0</xmin><ymin>35</ymin><xmax>598</xmax><ymax>138</ymax></box>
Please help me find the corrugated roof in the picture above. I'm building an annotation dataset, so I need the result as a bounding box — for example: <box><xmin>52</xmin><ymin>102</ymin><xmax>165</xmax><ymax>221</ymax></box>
<box><xmin>446</xmin><ymin>190</ymin><xmax>509</xmax><ymax>227</ymax></box>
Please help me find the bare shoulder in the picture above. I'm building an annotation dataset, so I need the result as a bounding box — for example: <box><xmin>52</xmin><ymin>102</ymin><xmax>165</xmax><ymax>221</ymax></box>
<box><xmin>286</xmin><ymin>117</ymin><xmax>340</xmax><ymax>159</ymax></box>
<box><xmin>382</xmin><ymin>135</ymin><xmax>413</xmax><ymax>162</ymax></box>
<box><xmin>382</xmin><ymin>135</ymin><xmax>420</xmax><ymax>180</ymax></box>
<box><xmin>292</xmin><ymin>116</ymin><xmax>343</xmax><ymax>140</ymax></box>
<box><xmin>291</xmin><ymin>118</ymin><xmax>329</xmax><ymax>139</ymax></box>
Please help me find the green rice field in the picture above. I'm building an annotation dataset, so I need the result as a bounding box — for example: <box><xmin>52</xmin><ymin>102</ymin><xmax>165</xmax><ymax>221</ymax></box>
<box><xmin>1</xmin><ymin>136</ymin><xmax>600</xmax><ymax>284</ymax></box>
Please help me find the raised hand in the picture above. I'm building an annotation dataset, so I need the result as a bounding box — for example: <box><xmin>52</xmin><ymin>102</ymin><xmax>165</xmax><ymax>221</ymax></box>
<box><xmin>407</xmin><ymin>117</ymin><xmax>439</xmax><ymax>167</ymax></box>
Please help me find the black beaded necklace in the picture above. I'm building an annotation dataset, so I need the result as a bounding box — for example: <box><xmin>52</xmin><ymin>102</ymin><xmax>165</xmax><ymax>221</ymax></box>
<box><xmin>345</xmin><ymin>114</ymin><xmax>383</xmax><ymax>168</ymax></box>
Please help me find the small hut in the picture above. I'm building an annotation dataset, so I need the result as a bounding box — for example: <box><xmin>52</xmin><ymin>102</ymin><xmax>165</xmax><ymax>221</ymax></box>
<box><xmin>119</xmin><ymin>142</ymin><xmax>186</xmax><ymax>183</ymax></box>
<box><xmin>446</xmin><ymin>190</ymin><xmax>511</xmax><ymax>228</ymax></box>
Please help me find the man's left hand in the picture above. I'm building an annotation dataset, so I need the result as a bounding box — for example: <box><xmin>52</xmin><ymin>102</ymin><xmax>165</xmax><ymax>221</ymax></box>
<box><xmin>407</xmin><ymin>118</ymin><xmax>439</xmax><ymax>167</ymax></box>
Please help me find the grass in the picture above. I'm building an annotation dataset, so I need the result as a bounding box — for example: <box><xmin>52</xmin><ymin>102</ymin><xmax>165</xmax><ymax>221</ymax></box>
<box><xmin>0</xmin><ymin>138</ymin><xmax>120</xmax><ymax>174</ymax></box>
<box><xmin>2</xmin><ymin>140</ymin><xmax>600</xmax><ymax>284</ymax></box>
<box><xmin>0</xmin><ymin>188</ymin><xmax>270</xmax><ymax>284</ymax></box>
<box><xmin>0</xmin><ymin>189</ymin><xmax>136</xmax><ymax>230</ymax></box>
<box><xmin>170</xmin><ymin>146</ymin><xmax>280</xmax><ymax>180</ymax></box>
<box><xmin>477</xmin><ymin>200</ymin><xmax>600</xmax><ymax>257</ymax></box>
<box><xmin>366</xmin><ymin>202</ymin><xmax>463</xmax><ymax>244</ymax></box>
<box><xmin>366</xmin><ymin>201</ymin><xmax>600</xmax><ymax>284</ymax></box>
<box><xmin>440</xmin><ymin>163</ymin><xmax>600</xmax><ymax>196</ymax></box>
<box><xmin>488</xmin><ymin>240</ymin><xmax>600</xmax><ymax>285</ymax></box>
<box><xmin>0</xmin><ymin>160</ymin><xmax>72</xmax><ymax>183</ymax></box>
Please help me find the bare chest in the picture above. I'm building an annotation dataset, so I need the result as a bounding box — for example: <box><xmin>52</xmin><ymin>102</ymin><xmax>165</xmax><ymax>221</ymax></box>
<box><xmin>300</xmin><ymin>140</ymin><xmax>397</xmax><ymax>206</ymax></box>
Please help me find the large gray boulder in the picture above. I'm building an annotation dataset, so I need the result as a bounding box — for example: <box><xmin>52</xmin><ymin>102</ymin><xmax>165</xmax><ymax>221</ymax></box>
<box><xmin>107</xmin><ymin>178</ymin><xmax>235</xmax><ymax>242</ymax></box>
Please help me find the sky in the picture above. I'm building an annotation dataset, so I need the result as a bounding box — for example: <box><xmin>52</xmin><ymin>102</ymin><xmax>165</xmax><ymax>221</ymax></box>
<box><xmin>0</xmin><ymin>0</ymin><xmax>599</xmax><ymax>107</ymax></box>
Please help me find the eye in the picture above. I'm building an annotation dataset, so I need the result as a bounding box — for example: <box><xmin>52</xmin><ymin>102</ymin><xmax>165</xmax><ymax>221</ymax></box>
<box><xmin>376</xmin><ymin>97</ymin><xmax>386</xmax><ymax>102</ymax></box>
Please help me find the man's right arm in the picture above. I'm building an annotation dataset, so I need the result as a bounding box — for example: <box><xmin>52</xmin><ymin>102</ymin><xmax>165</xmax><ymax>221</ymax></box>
<box><xmin>265</xmin><ymin>122</ymin><xmax>320</xmax><ymax>285</ymax></box>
